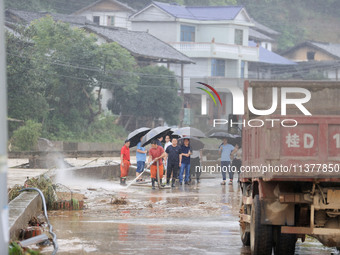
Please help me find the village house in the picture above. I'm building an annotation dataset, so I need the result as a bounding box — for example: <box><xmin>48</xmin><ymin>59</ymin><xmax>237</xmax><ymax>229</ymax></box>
<box><xmin>72</xmin><ymin>0</ymin><xmax>135</xmax><ymax>29</ymax></box>
<box><xmin>282</xmin><ymin>41</ymin><xmax>340</xmax><ymax>80</ymax></box>
<box><xmin>129</xmin><ymin>1</ymin><xmax>261</xmax><ymax>127</ymax></box>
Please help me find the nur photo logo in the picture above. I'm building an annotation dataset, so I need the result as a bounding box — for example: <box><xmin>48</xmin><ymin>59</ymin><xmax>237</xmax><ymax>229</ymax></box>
<box><xmin>196</xmin><ymin>82</ymin><xmax>223</xmax><ymax>107</ymax></box>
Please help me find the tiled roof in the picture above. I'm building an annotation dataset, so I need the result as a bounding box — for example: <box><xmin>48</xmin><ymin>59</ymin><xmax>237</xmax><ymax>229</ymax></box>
<box><xmin>5</xmin><ymin>9</ymin><xmax>94</xmax><ymax>25</ymax></box>
<box><xmin>283</xmin><ymin>41</ymin><xmax>340</xmax><ymax>60</ymax></box>
<box><xmin>249</xmin><ymin>41</ymin><xmax>296</xmax><ymax>65</ymax></box>
<box><xmin>85</xmin><ymin>25</ymin><xmax>194</xmax><ymax>64</ymax></box>
<box><xmin>250</xmin><ymin>19</ymin><xmax>280</xmax><ymax>36</ymax></box>
<box><xmin>249</xmin><ymin>28</ymin><xmax>274</xmax><ymax>42</ymax></box>
<box><xmin>5</xmin><ymin>9</ymin><xmax>193</xmax><ymax>64</ymax></box>
<box><xmin>152</xmin><ymin>1</ymin><xmax>243</xmax><ymax>21</ymax></box>
<box><xmin>309</xmin><ymin>41</ymin><xmax>340</xmax><ymax>59</ymax></box>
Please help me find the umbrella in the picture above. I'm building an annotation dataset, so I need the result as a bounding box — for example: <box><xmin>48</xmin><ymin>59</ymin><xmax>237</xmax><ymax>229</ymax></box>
<box><xmin>209</xmin><ymin>132</ymin><xmax>240</xmax><ymax>139</ymax></box>
<box><xmin>209</xmin><ymin>132</ymin><xmax>241</xmax><ymax>146</ymax></box>
<box><xmin>178</xmin><ymin>136</ymin><xmax>205</xmax><ymax>150</ymax></box>
<box><xmin>172</xmin><ymin>127</ymin><xmax>206</xmax><ymax>138</ymax></box>
<box><xmin>169</xmin><ymin>128</ymin><xmax>181</xmax><ymax>138</ymax></box>
<box><xmin>141</xmin><ymin>126</ymin><xmax>171</xmax><ymax>147</ymax></box>
<box><xmin>127</xmin><ymin>127</ymin><xmax>151</xmax><ymax>148</ymax></box>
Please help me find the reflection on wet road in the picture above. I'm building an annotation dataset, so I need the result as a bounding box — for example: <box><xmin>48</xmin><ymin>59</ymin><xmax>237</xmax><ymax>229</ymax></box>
<box><xmin>44</xmin><ymin>177</ymin><xmax>339</xmax><ymax>255</ymax></box>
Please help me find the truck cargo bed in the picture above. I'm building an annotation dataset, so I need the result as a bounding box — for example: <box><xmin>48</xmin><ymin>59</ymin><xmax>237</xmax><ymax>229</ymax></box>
<box><xmin>241</xmin><ymin>115</ymin><xmax>340</xmax><ymax>180</ymax></box>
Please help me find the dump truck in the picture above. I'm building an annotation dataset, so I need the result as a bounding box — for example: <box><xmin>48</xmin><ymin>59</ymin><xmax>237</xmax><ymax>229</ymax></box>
<box><xmin>238</xmin><ymin>81</ymin><xmax>340</xmax><ymax>255</ymax></box>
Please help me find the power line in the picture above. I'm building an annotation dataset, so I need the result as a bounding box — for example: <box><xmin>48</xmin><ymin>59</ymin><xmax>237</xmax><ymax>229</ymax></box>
<box><xmin>6</xmin><ymin>54</ymin><xmax>181</xmax><ymax>90</ymax></box>
<box><xmin>9</xmin><ymin>47</ymin><xmax>340</xmax><ymax>81</ymax></box>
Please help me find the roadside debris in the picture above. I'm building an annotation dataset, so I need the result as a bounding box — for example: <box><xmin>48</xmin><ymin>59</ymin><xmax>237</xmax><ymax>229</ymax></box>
<box><xmin>110</xmin><ymin>196</ymin><xmax>128</xmax><ymax>205</ymax></box>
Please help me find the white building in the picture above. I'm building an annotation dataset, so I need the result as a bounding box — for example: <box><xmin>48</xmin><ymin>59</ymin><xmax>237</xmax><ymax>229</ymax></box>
<box><xmin>249</xmin><ymin>19</ymin><xmax>280</xmax><ymax>52</ymax></box>
<box><xmin>72</xmin><ymin>0</ymin><xmax>135</xmax><ymax>29</ymax></box>
<box><xmin>130</xmin><ymin>1</ymin><xmax>259</xmax><ymax>124</ymax></box>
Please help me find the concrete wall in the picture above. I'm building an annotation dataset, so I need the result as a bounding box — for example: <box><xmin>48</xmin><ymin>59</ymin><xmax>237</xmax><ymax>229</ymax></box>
<box><xmin>53</xmin><ymin>164</ymin><xmax>137</xmax><ymax>181</ymax></box>
<box><xmin>38</xmin><ymin>140</ymin><xmax>122</xmax><ymax>152</ymax></box>
<box><xmin>133</xmin><ymin>21</ymin><xmax>249</xmax><ymax>46</ymax></box>
<box><xmin>168</xmin><ymin>59</ymin><xmax>210</xmax><ymax>93</ymax></box>
<box><xmin>132</xmin><ymin>21</ymin><xmax>178</xmax><ymax>43</ymax></box>
<box><xmin>9</xmin><ymin>192</ymin><xmax>42</xmax><ymax>239</ymax></box>
<box><xmin>197</xmin><ymin>24</ymin><xmax>248</xmax><ymax>46</ymax></box>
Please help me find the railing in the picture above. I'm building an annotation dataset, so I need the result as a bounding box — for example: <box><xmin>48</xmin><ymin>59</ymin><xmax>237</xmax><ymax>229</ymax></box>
<box><xmin>169</xmin><ymin>42</ymin><xmax>259</xmax><ymax>61</ymax></box>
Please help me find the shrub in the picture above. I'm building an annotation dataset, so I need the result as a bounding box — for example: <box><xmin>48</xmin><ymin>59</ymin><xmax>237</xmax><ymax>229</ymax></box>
<box><xmin>11</xmin><ymin>120</ymin><xmax>42</xmax><ymax>151</ymax></box>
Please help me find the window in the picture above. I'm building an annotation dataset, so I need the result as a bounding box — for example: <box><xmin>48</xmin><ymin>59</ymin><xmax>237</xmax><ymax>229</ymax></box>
<box><xmin>108</xmin><ymin>16</ymin><xmax>115</xmax><ymax>26</ymax></box>
<box><xmin>211</xmin><ymin>59</ymin><xmax>225</xmax><ymax>77</ymax></box>
<box><xmin>307</xmin><ymin>51</ymin><xmax>315</xmax><ymax>61</ymax></box>
<box><xmin>180</xmin><ymin>25</ymin><xmax>195</xmax><ymax>42</ymax></box>
<box><xmin>235</xmin><ymin>29</ymin><xmax>243</xmax><ymax>45</ymax></box>
<box><xmin>93</xmin><ymin>16</ymin><xmax>100</xmax><ymax>25</ymax></box>
<box><xmin>241</xmin><ymin>61</ymin><xmax>245</xmax><ymax>78</ymax></box>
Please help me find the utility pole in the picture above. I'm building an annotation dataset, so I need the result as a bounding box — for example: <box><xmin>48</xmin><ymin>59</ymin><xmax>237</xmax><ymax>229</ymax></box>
<box><xmin>180</xmin><ymin>63</ymin><xmax>184</xmax><ymax>127</ymax></box>
<box><xmin>0</xmin><ymin>0</ymin><xmax>9</xmax><ymax>253</ymax></box>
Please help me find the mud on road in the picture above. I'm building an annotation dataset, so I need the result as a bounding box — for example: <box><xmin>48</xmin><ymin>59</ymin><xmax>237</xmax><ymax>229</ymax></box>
<box><xmin>41</xmin><ymin>177</ymin><xmax>339</xmax><ymax>255</ymax></box>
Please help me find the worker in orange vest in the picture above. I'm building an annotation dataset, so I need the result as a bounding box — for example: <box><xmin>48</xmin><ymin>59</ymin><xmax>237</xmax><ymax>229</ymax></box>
<box><xmin>120</xmin><ymin>139</ymin><xmax>130</xmax><ymax>186</ymax></box>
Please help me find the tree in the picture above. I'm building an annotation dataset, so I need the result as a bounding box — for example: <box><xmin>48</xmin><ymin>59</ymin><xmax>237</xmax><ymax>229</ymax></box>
<box><xmin>6</xmin><ymin>31</ymin><xmax>49</xmax><ymax>135</ymax></box>
<box><xmin>115</xmin><ymin>65</ymin><xmax>182</xmax><ymax>126</ymax></box>
<box><xmin>28</xmin><ymin>16</ymin><xmax>102</xmax><ymax>135</ymax></box>
<box><xmin>95</xmin><ymin>42</ymin><xmax>139</xmax><ymax>117</ymax></box>
<box><xmin>7</xmin><ymin>16</ymin><xmax>141</xmax><ymax>141</ymax></box>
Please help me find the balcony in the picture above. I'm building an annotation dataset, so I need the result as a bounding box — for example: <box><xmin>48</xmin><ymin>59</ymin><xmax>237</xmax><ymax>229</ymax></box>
<box><xmin>169</xmin><ymin>42</ymin><xmax>259</xmax><ymax>62</ymax></box>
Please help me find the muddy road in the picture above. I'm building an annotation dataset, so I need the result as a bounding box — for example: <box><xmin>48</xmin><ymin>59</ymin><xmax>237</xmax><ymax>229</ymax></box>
<box><xmin>42</xmin><ymin>176</ymin><xmax>339</xmax><ymax>255</ymax></box>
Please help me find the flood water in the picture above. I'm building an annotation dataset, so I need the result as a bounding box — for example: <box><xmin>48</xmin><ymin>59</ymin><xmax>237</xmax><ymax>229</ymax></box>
<box><xmin>41</xmin><ymin>175</ymin><xmax>339</xmax><ymax>255</ymax></box>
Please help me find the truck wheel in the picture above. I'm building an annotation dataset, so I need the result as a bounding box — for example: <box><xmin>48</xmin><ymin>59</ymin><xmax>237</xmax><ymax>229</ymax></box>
<box><xmin>240</xmin><ymin>225</ymin><xmax>250</xmax><ymax>246</ymax></box>
<box><xmin>273</xmin><ymin>228</ymin><xmax>296</xmax><ymax>255</ymax></box>
<box><xmin>250</xmin><ymin>195</ymin><xmax>273</xmax><ymax>255</ymax></box>
<box><xmin>240</xmin><ymin>203</ymin><xmax>250</xmax><ymax>246</ymax></box>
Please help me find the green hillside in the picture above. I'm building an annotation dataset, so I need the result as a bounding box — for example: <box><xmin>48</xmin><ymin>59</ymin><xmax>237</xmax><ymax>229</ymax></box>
<box><xmin>5</xmin><ymin>0</ymin><xmax>340</xmax><ymax>51</ymax></box>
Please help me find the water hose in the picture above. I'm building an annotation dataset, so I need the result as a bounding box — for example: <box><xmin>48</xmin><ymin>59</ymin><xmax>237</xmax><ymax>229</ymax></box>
<box><xmin>19</xmin><ymin>187</ymin><xmax>58</xmax><ymax>255</ymax></box>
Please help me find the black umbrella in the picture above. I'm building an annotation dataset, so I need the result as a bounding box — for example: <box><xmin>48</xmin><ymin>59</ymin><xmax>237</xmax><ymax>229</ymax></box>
<box><xmin>178</xmin><ymin>136</ymin><xmax>205</xmax><ymax>150</ymax></box>
<box><xmin>127</xmin><ymin>127</ymin><xmax>151</xmax><ymax>148</ymax></box>
<box><xmin>172</xmin><ymin>127</ymin><xmax>206</xmax><ymax>138</ymax></box>
<box><xmin>141</xmin><ymin>126</ymin><xmax>171</xmax><ymax>147</ymax></box>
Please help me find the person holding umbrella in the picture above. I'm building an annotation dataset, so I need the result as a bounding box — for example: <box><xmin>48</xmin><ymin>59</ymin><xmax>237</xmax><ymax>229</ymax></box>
<box><xmin>157</xmin><ymin>136</ymin><xmax>163</xmax><ymax>147</ymax></box>
<box><xmin>220</xmin><ymin>138</ymin><xmax>237</xmax><ymax>185</ymax></box>
<box><xmin>147</xmin><ymin>139</ymin><xmax>166</xmax><ymax>189</ymax></box>
<box><xmin>163</xmin><ymin>135</ymin><xmax>172</xmax><ymax>181</ymax></box>
<box><xmin>179</xmin><ymin>138</ymin><xmax>192</xmax><ymax>185</ymax></box>
<box><xmin>136</xmin><ymin>136</ymin><xmax>147</xmax><ymax>182</ymax></box>
<box><xmin>127</xmin><ymin>127</ymin><xmax>151</xmax><ymax>183</ymax></box>
<box><xmin>165</xmin><ymin>137</ymin><xmax>181</xmax><ymax>187</ymax></box>
<box><xmin>120</xmin><ymin>139</ymin><xmax>131</xmax><ymax>186</ymax></box>
<box><xmin>178</xmin><ymin>136</ymin><xmax>205</xmax><ymax>184</ymax></box>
